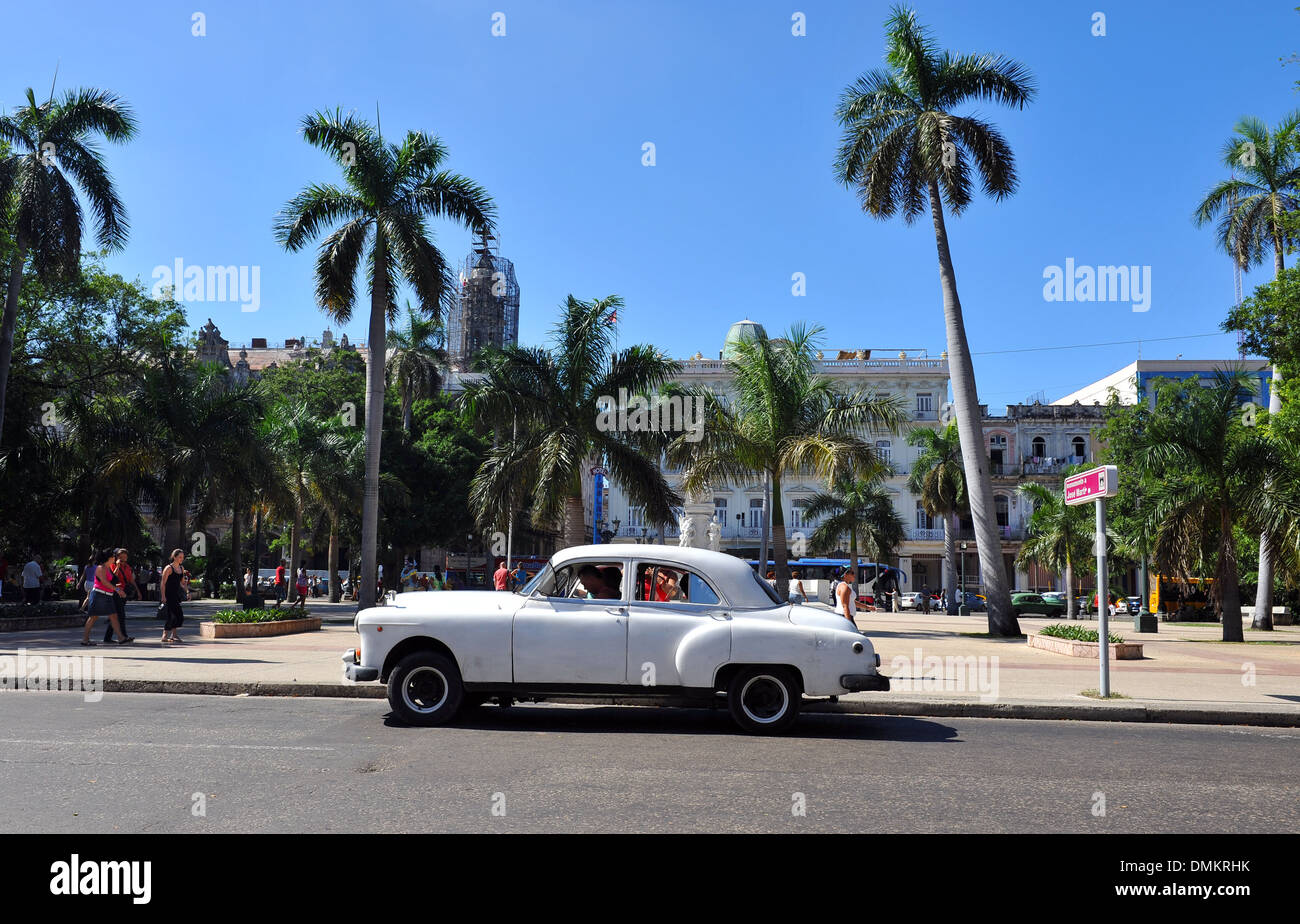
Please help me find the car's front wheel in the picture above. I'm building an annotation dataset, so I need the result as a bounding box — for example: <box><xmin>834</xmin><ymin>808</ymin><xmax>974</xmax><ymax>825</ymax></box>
<box><xmin>727</xmin><ymin>667</ymin><xmax>801</xmax><ymax>734</ymax></box>
<box><xmin>387</xmin><ymin>651</ymin><xmax>464</xmax><ymax>726</ymax></box>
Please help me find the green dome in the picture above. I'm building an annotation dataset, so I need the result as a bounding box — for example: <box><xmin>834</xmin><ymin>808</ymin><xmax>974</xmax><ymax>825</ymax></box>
<box><xmin>723</xmin><ymin>319</ymin><xmax>767</xmax><ymax>359</ymax></box>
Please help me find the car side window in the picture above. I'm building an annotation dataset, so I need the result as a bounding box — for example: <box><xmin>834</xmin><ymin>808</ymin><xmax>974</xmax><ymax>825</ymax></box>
<box><xmin>634</xmin><ymin>563</ymin><xmax>723</xmax><ymax>606</ymax></box>
<box><xmin>542</xmin><ymin>562</ymin><xmax>625</xmax><ymax>601</ymax></box>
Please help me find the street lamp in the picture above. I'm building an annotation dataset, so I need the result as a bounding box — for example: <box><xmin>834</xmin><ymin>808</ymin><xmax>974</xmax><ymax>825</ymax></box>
<box><xmin>959</xmin><ymin>541</ymin><xmax>969</xmax><ymax>616</ymax></box>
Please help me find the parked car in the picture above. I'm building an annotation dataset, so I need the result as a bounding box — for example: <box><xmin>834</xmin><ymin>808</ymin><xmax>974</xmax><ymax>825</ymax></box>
<box><xmin>957</xmin><ymin>592</ymin><xmax>986</xmax><ymax>612</ymax></box>
<box><xmin>1125</xmin><ymin>596</ymin><xmax>1142</xmax><ymax>614</ymax></box>
<box><xmin>343</xmin><ymin>545</ymin><xmax>889</xmax><ymax>734</ymax></box>
<box><xmin>899</xmin><ymin>592</ymin><xmax>924</xmax><ymax>610</ymax></box>
<box><xmin>1041</xmin><ymin>591</ymin><xmax>1066</xmax><ymax>606</ymax></box>
<box><xmin>1010</xmin><ymin>592</ymin><xmax>1066</xmax><ymax>617</ymax></box>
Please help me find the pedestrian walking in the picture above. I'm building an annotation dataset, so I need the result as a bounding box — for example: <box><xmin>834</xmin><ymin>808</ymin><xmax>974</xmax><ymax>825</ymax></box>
<box><xmin>81</xmin><ymin>548</ymin><xmax>130</xmax><ymax>646</ymax></box>
<box><xmin>273</xmin><ymin>559</ymin><xmax>286</xmax><ymax>607</ymax></box>
<box><xmin>511</xmin><ymin>561</ymin><xmax>527</xmax><ymax>591</ymax></box>
<box><xmin>834</xmin><ymin>567</ymin><xmax>857</xmax><ymax>624</ymax></box>
<box><xmin>293</xmin><ymin>564</ymin><xmax>309</xmax><ymax>611</ymax></box>
<box><xmin>493</xmin><ymin>559</ymin><xmax>511</xmax><ymax>591</ymax></box>
<box><xmin>920</xmin><ymin>583</ymin><xmax>931</xmax><ymax>614</ymax></box>
<box><xmin>77</xmin><ymin>554</ymin><xmax>96</xmax><ymax>611</ymax></box>
<box><xmin>788</xmin><ymin>569</ymin><xmax>808</xmax><ymax>605</ymax></box>
<box><xmin>21</xmin><ymin>553</ymin><xmax>44</xmax><ymax>605</ymax></box>
<box><xmin>243</xmin><ymin>567</ymin><xmax>254</xmax><ymax>598</ymax></box>
<box><xmin>104</xmin><ymin>548</ymin><xmax>141</xmax><ymax>643</ymax></box>
<box><xmin>159</xmin><ymin>549</ymin><xmax>188</xmax><ymax>643</ymax></box>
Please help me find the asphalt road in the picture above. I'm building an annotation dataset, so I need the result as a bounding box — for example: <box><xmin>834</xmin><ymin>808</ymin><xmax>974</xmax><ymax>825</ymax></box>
<box><xmin>0</xmin><ymin>692</ymin><xmax>1295</xmax><ymax>833</ymax></box>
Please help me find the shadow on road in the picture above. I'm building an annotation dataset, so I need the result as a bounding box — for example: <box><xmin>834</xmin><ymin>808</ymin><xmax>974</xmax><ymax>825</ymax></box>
<box><xmin>379</xmin><ymin>703</ymin><xmax>960</xmax><ymax>743</ymax></box>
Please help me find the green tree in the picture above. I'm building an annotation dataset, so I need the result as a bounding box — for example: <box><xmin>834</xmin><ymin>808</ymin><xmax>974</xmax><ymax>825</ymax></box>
<box><xmin>1128</xmin><ymin>372</ymin><xmax>1291</xmax><ymax>642</ymax></box>
<box><xmin>275</xmin><ymin>109</ymin><xmax>494</xmax><ymax>609</ymax></box>
<box><xmin>907</xmin><ymin>422</ymin><xmax>967</xmax><ymax>613</ymax></box>
<box><xmin>833</xmin><ymin>5</ymin><xmax>1034</xmax><ymax>636</ymax></box>
<box><xmin>1015</xmin><ymin>481</ymin><xmax>1094</xmax><ymax>619</ymax></box>
<box><xmin>0</xmin><ymin>87</ymin><xmax>137</xmax><ymax>444</ymax></box>
<box><xmin>804</xmin><ymin>471</ymin><xmax>906</xmax><ymax>585</ymax></box>
<box><xmin>1194</xmin><ymin>112</ymin><xmax>1300</xmax><ymax>628</ymax></box>
<box><xmin>668</xmin><ymin>322</ymin><xmax>904</xmax><ymax>587</ymax></box>
<box><xmin>387</xmin><ymin>303</ymin><xmax>446</xmax><ymax>432</ymax></box>
<box><xmin>463</xmin><ymin>295</ymin><xmax>679</xmax><ymax>548</ymax></box>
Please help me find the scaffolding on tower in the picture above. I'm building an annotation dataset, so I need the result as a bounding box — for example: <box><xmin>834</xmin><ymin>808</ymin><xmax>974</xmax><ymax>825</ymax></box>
<box><xmin>447</xmin><ymin>230</ymin><xmax>520</xmax><ymax>371</ymax></box>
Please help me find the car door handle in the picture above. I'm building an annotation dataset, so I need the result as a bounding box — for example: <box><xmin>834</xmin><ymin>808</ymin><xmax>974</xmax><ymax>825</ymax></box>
<box><xmin>605</xmin><ymin>608</ymin><xmax>625</xmax><ymax>616</ymax></box>
<box><xmin>710</xmin><ymin>612</ymin><xmax>732</xmax><ymax>620</ymax></box>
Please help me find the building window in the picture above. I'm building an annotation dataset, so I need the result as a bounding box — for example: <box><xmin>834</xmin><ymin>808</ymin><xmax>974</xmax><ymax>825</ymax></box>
<box><xmin>1071</xmin><ymin>436</ymin><xmax>1087</xmax><ymax>460</ymax></box>
<box><xmin>994</xmin><ymin>494</ymin><xmax>1009</xmax><ymax>528</ymax></box>
<box><xmin>790</xmin><ymin>498</ymin><xmax>809</xmax><ymax>529</ymax></box>
<box><xmin>628</xmin><ymin>506</ymin><xmax>645</xmax><ymax>529</ymax></box>
<box><xmin>1031</xmin><ymin>436</ymin><xmax>1046</xmax><ymax>458</ymax></box>
<box><xmin>915</xmin><ymin>501</ymin><xmax>930</xmax><ymax>530</ymax></box>
<box><xmin>875</xmin><ymin>439</ymin><xmax>892</xmax><ymax>464</ymax></box>
<box><xmin>749</xmin><ymin>498</ymin><xmax>764</xmax><ymax>529</ymax></box>
<box><xmin>713</xmin><ymin>497</ymin><xmax>728</xmax><ymax>524</ymax></box>
<box><xmin>916</xmin><ymin>393</ymin><xmax>933</xmax><ymax>414</ymax></box>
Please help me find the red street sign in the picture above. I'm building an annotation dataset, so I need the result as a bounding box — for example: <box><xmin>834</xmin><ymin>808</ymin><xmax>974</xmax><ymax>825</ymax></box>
<box><xmin>1064</xmin><ymin>465</ymin><xmax>1118</xmax><ymax>506</ymax></box>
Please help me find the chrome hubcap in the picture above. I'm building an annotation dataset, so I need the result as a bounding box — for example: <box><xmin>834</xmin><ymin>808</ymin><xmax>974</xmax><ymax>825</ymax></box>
<box><xmin>402</xmin><ymin>666</ymin><xmax>449</xmax><ymax>714</ymax></box>
<box><xmin>740</xmin><ymin>675</ymin><xmax>788</xmax><ymax>724</ymax></box>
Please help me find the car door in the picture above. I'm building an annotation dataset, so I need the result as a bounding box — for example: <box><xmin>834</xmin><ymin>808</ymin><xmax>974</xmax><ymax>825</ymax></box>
<box><xmin>512</xmin><ymin>560</ymin><xmax>629</xmax><ymax>684</ymax></box>
<box><xmin>625</xmin><ymin>562</ymin><xmax>731</xmax><ymax>688</ymax></box>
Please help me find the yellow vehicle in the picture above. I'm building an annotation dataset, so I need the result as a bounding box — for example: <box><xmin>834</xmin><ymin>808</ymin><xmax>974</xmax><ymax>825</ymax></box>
<box><xmin>1149</xmin><ymin>575</ymin><xmax>1213</xmax><ymax>618</ymax></box>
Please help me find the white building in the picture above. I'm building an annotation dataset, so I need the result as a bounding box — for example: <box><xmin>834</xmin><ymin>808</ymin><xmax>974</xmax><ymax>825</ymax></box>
<box><xmin>601</xmin><ymin>320</ymin><xmax>952</xmax><ymax>595</ymax></box>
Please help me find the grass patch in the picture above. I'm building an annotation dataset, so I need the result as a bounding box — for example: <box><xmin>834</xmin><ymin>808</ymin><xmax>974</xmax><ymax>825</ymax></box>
<box><xmin>211</xmin><ymin>607</ymin><xmax>307</xmax><ymax>624</ymax></box>
<box><xmin>1040</xmin><ymin>623</ymin><xmax>1125</xmax><ymax>644</ymax></box>
<box><xmin>1080</xmin><ymin>689</ymin><xmax>1130</xmax><ymax>700</ymax></box>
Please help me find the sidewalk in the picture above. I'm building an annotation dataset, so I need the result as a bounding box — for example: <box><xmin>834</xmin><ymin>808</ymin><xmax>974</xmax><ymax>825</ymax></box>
<box><xmin>1</xmin><ymin>599</ymin><xmax>1297</xmax><ymax>727</ymax></box>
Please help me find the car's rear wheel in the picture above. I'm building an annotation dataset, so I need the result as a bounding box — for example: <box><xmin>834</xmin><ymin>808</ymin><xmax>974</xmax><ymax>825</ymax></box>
<box><xmin>387</xmin><ymin>651</ymin><xmax>464</xmax><ymax>726</ymax></box>
<box><xmin>727</xmin><ymin>667</ymin><xmax>801</xmax><ymax>734</ymax></box>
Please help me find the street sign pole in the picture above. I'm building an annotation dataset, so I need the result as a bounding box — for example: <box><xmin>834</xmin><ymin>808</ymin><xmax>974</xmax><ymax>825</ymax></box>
<box><xmin>1065</xmin><ymin>464</ymin><xmax>1119</xmax><ymax>698</ymax></box>
<box><xmin>1096</xmin><ymin>496</ymin><xmax>1109</xmax><ymax>697</ymax></box>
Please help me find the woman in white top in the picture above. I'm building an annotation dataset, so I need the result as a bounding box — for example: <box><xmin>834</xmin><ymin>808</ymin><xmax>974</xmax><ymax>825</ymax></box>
<box><xmin>834</xmin><ymin>567</ymin><xmax>857</xmax><ymax>623</ymax></box>
<box><xmin>788</xmin><ymin>569</ymin><xmax>808</xmax><ymax>604</ymax></box>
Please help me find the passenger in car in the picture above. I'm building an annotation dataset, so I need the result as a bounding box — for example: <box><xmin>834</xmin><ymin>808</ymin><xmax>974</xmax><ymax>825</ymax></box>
<box><xmin>577</xmin><ymin>565</ymin><xmax>620</xmax><ymax>600</ymax></box>
<box><xmin>601</xmin><ymin>566</ymin><xmax>623</xmax><ymax>598</ymax></box>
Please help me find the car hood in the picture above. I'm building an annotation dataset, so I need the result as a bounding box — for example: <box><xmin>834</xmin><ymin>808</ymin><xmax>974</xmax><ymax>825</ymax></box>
<box><xmin>356</xmin><ymin>591</ymin><xmax>524</xmax><ymax>625</ymax></box>
<box><xmin>787</xmin><ymin>604</ymin><xmax>861</xmax><ymax>634</ymax></box>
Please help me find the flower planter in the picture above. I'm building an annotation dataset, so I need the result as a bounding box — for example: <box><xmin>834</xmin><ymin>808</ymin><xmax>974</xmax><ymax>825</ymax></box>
<box><xmin>1027</xmin><ymin>632</ymin><xmax>1143</xmax><ymax>660</ymax></box>
<box><xmin>199</xmin><ymin>616</ymin><xmax>322</xmax><ymax>639</ymax></box>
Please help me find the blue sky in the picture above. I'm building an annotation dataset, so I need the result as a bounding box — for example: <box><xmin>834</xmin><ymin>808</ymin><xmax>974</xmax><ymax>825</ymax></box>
<box><xmin>5</xmin><ymin>0</ymin><xmax>1299</xmax><ymax>411</ymax></box>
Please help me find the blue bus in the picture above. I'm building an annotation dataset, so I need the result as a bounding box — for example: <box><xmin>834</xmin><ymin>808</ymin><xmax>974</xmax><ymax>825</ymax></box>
<box><xmin>744</xmin><ymin>557</ymin><xmax>902</xmax><ymax>604</ymax></box>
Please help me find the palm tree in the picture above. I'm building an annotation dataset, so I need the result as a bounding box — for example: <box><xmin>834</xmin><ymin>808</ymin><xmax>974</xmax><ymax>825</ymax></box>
<box><xmin>306</xmin><ymin>426</ymin><xmax>363</xmax><ymax>601</ymax></box>
<box><xmin>387</xmin><ymin>303</ymin><xmax>446</xmax><ymax>432</ymax></box>
<box><xmin>907</xmin><ymin>423</ymin><xmax>967</xmax><ymax>614</ymax></box>
<box><xmin>1015</xmin><ymin>481</ymin><xmax>1094</xmax><ymax>619</ymax></box>
<box><xmin>0</xmin><ymin>87</ymin><xmax>137</xmax><ymax>444</ymax></box>
<box><xmin>833</xmin><ymin>4</ymin><xmax>1034</xmax><ymax>636</ymax></box>
<box><xmin>462</xmin><ymin>294</ymin><xmax>680</xmax><ymax>547</ymax></box>
<box><xmin>263</xmin><ymin>399</ymin><xmax>334</xmax><ymax>600</ymax></box>
<box><xmin>275</xmin><ymin>109</ymin><xmax>495</xmax><ymax>609</ymax></box>
<box><xmin>1193</xmin><ymin>112</ymin><xmax>1300</xmax><ymax>630</ymax></box>
<box><xmin>1137</xmin><ymin>371</ymin><xmax>1287</xmax><ymax>642</ymax></box>
<box><xmin>804</xmin><ymin>472</ymin><xmax>906</xmax><ymax>586</ymax></box>
<box><xmin>668</xmin><ymin>323</ymin><xmax>905</xmax><ymax>587</ymax></box>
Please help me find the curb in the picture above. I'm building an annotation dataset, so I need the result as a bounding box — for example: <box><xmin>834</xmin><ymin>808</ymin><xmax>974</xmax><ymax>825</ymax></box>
<box><xmin>94</xmin><ymin>680</ymin><xmax>1300</xmax><ymax>728</ymax></box>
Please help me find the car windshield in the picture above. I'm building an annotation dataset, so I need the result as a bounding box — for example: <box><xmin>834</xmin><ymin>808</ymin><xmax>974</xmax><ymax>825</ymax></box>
<box><xmin>522</xmin><ymin>565</ymin><xmax>551</xmax><ymax>597</ymax></box>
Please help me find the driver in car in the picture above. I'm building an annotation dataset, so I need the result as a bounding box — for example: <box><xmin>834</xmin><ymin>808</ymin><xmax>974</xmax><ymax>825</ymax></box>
<box><xmin>578</xmin><ymin>565</ymin><xmax>620</xmax><ymax>600</ymax></box>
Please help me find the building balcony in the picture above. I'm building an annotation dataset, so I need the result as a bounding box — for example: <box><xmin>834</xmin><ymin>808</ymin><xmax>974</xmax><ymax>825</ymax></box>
<box><xmin>908</xmin><ymin>527</ymin><xmax>947</xmax><ymax>542</ymax></box>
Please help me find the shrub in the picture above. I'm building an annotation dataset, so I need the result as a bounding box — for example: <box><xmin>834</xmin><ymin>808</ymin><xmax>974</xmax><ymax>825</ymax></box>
<box><xmin>211</xmin><ymin>607</ymin><xmax>305</xmax><ymax>624</ymax></box>
<box><xmin>1040</xmin><ymin>623</ymin><xmax>1124</xmax><ymax>645</ymax></box>
<box><xmin>0</xmin><ymin>601</ymin><xmax>80</xmax><ymax>619</ymax></box>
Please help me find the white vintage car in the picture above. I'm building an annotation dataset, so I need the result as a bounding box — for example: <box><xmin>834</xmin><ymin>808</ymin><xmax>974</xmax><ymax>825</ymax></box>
<box><xmin>343</xmin><ymin>545</ymin><xmax>889</xmax><ymax>734</ymax></box>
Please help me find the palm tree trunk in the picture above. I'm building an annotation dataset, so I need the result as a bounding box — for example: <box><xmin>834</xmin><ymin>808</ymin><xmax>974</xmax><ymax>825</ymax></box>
<box><xmin>1220</xmin><ymin>506</ymin><xmax>1245</xmax><ymax>642</ymax></box>
<box><xmin>1252</xmin><ymin>237</ymin><xmax>1285</xmax><ymax>630</ymax></box>
<box><xmin>289</xmin><ymin>505</ymin><xmax>302</xmax><ymax>601</ymax></box>
<box><xmin>252</xmin><ymin>506</ymin><xmax>263</xmax><ymax>591</ymax></box>
<box><xmin>562</xmin><ymin>494</ymin><xmax>586</xmax><ymax>549</ymax></box>
<box><xmin>1065</xmin><ymin>557</ymin><xmax>1076</xmax><ymax>619</ymax></box>
<box><xmin>771</xmin><ymin>471</ymin><xmax>789</xmax><ymax>586</ymax></box>
<box><xmin>359</xmin><ymin>235</ymin><xmax>388</xmax><ymax>609</ymax></box>
<box><xmin>0</xmin><ymin>237</ymin><xmax>28</xmax><ymax>446</ymax></box>
<box><xmin>943</xmin><ymin>512</ymin><xmax>958</xmax><ymax>614</ymax></box>
<box><xmin>926</xmin><ymin>179</ymin><xmax>1018</xmax><ymax>636</ymax></box>
<box><xmin>328</xmin><ymin>514</ymin><xmax>340</xmax><ymax>602</ymax></box>
<box><xmin>231</xmin><ymin>491</ymin><xmax>243</xmax><ymax>604</ymax></box>
<box><xmin>402</xmin><ymin>382</ymin><xmax>413</xmax><ymax>433</ymax></box>
<box><xmin>849</xmin><ymin>530</ymin><xmax>859</xmax><ymax>605</ymax></box>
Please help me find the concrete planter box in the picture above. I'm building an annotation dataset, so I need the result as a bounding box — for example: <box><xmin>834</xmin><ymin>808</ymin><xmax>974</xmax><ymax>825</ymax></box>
<box><xmin>0</xmin><ymin>604</ymin><xmax>84</xmax><ymax>632</ymax></box>
<box><xmin>199</xmin><ymin>616</ymin><xmax>321</xmax><ymax>639</ymax></box>
<box><xmin>1027</xmin><ymin>632</ymin><xmax>1143</xmax><ymax>660</ymax></box>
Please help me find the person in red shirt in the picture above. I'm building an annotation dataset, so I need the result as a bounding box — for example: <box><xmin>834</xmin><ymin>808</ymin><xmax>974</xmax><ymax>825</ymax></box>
<box><xmin>104</xmin><ymin>548</ymin><xmax>141</xmax><ymax>643</ymax></box>
<box><xmin>273</xmin><ymin>560</ymin><xmax>286</xmax><ymax>607</ymax></box>
<box><xmin>493</xmin><ymin>559</ymin><xmax>510</xmax><ymax>591</ymax></box>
